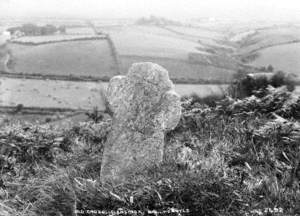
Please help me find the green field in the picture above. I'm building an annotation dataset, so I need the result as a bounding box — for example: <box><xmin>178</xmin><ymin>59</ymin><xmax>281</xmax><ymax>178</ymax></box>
<box><xmin>100</xmin><ymin>25</ymin><xmax>207</xmax><ymax>59</ymax></box>
<box><xmin>2</xmin><ymin>24</ymin><xmax>242</xmax><ymax>84</ymax></box>
<box><xmin>162</xmin><ymin>25</ymin><xmax>231</xmax><ymax>48</ymax></box>
<box><xmin>97</xmin><ymin>25</ymin><xmax>237</xmax><ymax>83</ymax></box>
<box><xmin>7</xmin><ymin>40</ymin><xmax>117</xmax><ymax>78</ymax></box>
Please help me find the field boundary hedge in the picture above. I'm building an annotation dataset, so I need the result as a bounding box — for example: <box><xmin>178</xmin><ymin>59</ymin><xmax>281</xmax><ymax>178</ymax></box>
<box><xmin>0</xmin><ymin>105</ymin><xmax>91</xmax><ymax>115</ymax></box>
<box><xmin>161</xmin><ymin>26</ymin><xmax>218</xmax><ymax>40</ymax></box>
<box><xmin>0</xmin><ymin>70</ymin><xmax>110</xmax><ymax>82</ymax></box>
<box><xmin>0</xmin><ymin>70</ymin><xmax>234</xmax><ymax>84</ymax></box>
<box><xmin>120</xmin><ymin>54</ymin><xmax>239</xmax><ymax>71</ymax></box>
<box><xmin>241</xmin><ymin>39</ymin><xmax>300</xmax><ymax>55</ymax></box>
<box><xmin>106</xmin><ymin>34</ymin><xmax>121</xmax><ymax>74</ymax></box>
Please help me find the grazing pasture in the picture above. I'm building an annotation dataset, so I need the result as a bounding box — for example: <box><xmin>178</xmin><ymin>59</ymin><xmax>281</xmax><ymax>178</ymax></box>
<box><xmin>97</xmin><ymin>25</ymin><xmax>237</xmax><ymax>83</ymax></box>
<box><xmin>0</xmin><ymin>77</ymin><xmax>106</xmax><ymax>110</ymax></box>
<box><xmin>0</xmin><ymin>77</ymin><xmax>245</xmax><ymax>112</ymax></box>
<box><xmin>101</xmin><ymin>25</ymin><xmax>206</xmax><ymax>59</ymax></box>
<box><xmin>7</xmin><ymin>40</ymin><xmax>117</xmax><ymax>78</ymax></box>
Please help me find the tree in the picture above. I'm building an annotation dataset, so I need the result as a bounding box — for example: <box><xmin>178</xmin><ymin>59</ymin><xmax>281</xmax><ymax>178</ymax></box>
<box><xmin>267</xmin><ymin>64</ymin><xmax>274</xmax><ymax>72</ymax></box>
<box><xmin>58</xmin><ymin>25</ymin><xmax>66</xmax><ymax>34</ymax></box>
<box><xmin>21</xmin><ymin>23</ymin><xmax>39</xmax><ymax>35</ymax></box>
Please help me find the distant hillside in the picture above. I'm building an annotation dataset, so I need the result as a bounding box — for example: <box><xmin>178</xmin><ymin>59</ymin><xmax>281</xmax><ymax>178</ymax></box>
<box><xmin>136</xmin><ymin>16</ymin><xmax>182</xmax><ymax>26</ymax></box>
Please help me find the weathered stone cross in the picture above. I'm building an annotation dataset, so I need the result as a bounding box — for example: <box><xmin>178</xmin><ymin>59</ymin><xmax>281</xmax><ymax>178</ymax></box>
<box><xmin>100</xmin><ymin>62</ymin><xmax>181</xmax><ymax>184</ymax></box>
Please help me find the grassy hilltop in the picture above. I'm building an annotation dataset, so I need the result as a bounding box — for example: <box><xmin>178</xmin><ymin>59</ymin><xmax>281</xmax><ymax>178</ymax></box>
<box><xmin>0</xmin><ymin>17</ymin><xmax>300</xmax><ymax>216</ymax></box>
<box><xmin>0</xmin><ymin>82</ymin><xmax>299</xmax><ymax>216</ymax></box>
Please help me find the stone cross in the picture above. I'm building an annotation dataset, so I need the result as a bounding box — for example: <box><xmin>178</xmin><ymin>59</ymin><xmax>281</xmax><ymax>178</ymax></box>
<box><xmin>100</xmin><ymin>62</ymin><xmax>181</xmax><ymax>184</ymax></box>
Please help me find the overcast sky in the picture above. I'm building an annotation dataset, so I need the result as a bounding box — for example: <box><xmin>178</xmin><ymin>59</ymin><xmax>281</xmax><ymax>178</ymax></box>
<box><xmin>0</xmin><ymin>0</ymin><xmax>300</xmax><ymax>21</ymax></box>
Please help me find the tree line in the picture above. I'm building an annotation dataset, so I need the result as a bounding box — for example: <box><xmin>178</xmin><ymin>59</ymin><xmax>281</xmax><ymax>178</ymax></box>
<box><xmin>7</xmin><ymin>23</ymin><xmax>66</xmax><ymax>36</ymax></box>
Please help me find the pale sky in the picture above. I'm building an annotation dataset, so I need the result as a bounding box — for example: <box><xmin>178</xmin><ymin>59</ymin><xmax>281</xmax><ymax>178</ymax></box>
<box><xmin>0</xmin><ymin>0</ymin><xmax>300</xmax><ymax>21</ymax></box>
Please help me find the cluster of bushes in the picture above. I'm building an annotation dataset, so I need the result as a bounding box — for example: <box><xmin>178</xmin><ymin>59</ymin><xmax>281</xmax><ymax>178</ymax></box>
<box><xmin>171</xmin><ymin>77</ymin><xmax>231</xmax><ymax>84</ymax></box>
<box><xmin>136</xmin><ymin>16</ymin><xmax>182</xmax><ymax>26</ymax></box>
<box><xmin>220</xmin><ymin>86</ymin><xmax>300</xmax><ymax>119</ymax></box>
<box><xmin>229</xmin><ymin>69</ymin><xmax>296</xmax><ymax>98</ymax></box>
<box><xmin>166</xmin><ymin>88</ymin><xmax>300</xmax><ymax>215</ymax></box>
<box><xmin>7</xmin><ymin>23</ymin><xmax>66</xmax><ymax>36</ymax></box>
<box><xmin>0</xmin><ymin>83</ymin><xmax>299</xmax><ymax>215</ymax></box>
<box><xmin>0</xmin><ymin>124</ymin><xmax>72</xmax><ymax>175</ymax></box>
<box><xmin>0</xmin><ymin>70</ymin><xmax>111</xmax><ymax>82</ymax></box>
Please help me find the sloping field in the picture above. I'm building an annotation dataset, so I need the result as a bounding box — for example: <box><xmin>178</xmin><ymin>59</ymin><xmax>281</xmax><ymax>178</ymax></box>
<box><xmin>0</xmin><ymin>77</ymin><xmax>106</xmax><ymax>110</ymax></box>
<box><xmin>229</xmin><ymin>30</ymin><xmax>256</xmax><ymax>43</ymax></box>
<box><xmin>251</xmin><ymin>42</ymin><xmax>300</xmax><ymax>76</ymax></box>
<box><xmin>164</xmin><ymin>26</ymin><xmax>225</xmax><ymax>40</ymax></box>
<box><xmin>162</xmin><ymin>26</ymin><xmax>236</xmax><ymax>50</ymax></box>
<box><xmin>98</xmin><ymin>25</ymin><xmax>237</xmax><ymax>83</ymax></box>
<box><xmin>120</xmin><ymin>56</ymin><xmax>236</xmax><ymax>83</ymax></box>
<box><xmin>100</xmin><ymin>25</ymin><xmax>207</xmax><ymax>60</ymax></box>
<box><xmin>7</xmin><ymin>40</ymin><xmax>117</xmax><ymax>78</ymax></box>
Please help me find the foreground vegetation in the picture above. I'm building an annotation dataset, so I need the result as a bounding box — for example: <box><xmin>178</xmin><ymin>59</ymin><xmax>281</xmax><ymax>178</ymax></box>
<box><xmin>0</xmin><ymin>79</ymin><xmax>299</xmax><ymax>215</ymax></box>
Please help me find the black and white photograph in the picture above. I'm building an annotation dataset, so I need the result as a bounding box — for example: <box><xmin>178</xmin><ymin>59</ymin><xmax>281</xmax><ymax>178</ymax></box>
<box><xmin>0</xmin><ymin>0</ymin><xmax>299</xmax><ymax>215</ymax></box>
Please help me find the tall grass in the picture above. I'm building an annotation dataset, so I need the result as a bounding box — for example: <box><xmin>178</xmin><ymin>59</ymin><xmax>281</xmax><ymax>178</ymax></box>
<box><xmin>0</xmin><ymin>86</ymin><xmax>299</xmax><ymax>216</ymax></box>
